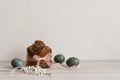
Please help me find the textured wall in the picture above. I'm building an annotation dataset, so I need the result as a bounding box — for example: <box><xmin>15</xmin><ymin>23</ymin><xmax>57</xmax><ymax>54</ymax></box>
<box><xmin>0</xmin><ymin>0</ymin><xmax>120</xmax><ymax>60</ymax></box>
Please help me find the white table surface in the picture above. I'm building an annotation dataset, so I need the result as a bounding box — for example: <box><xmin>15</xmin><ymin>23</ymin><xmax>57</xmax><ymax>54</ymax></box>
<box><xmin>0</xmin><ymin>60</ymin><xmax>120</xmax><ymax>80</ymax></box>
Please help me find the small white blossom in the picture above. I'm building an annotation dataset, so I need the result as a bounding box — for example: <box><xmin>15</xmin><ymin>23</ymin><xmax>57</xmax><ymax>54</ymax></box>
<box><xmin>22</xmin><ymin>66</ymin><xmax>51</xmax><ymax>76</ymax></box>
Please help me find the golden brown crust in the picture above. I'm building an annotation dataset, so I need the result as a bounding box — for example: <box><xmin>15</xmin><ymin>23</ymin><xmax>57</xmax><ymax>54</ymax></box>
<box><xmin>38</xmin><ymin>46</ymin><xmax>52</xmax><ymax>57</ymax></box>
<box><xmin>26</xmin><ymin>40</ymin><xmax>52</xmax><ymax>68</ymax></box>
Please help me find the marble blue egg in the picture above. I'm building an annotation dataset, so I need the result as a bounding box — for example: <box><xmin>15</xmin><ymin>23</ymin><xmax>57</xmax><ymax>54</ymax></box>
<box><xmin>66</xmin><ymin>57</ymin><xmax>80</xmax><ymax>67</ymax></box>
<box><xmin>11</xmin><ymin>58</ymin><xmax>24</xmax><ymax>68</ymax></box>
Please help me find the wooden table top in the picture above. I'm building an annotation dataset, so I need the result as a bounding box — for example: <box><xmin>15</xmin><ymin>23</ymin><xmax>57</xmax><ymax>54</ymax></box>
<box><xmin>0</xmin><ymin>60</ymin><xmax>120</xmax><ymax>80</ymax></box>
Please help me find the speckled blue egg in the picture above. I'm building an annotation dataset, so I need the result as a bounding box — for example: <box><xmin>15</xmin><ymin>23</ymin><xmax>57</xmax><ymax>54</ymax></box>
<box><xmin>66</xmin><ymin>57</ymin><xmax>80</xmax><ymax>67</ymax></box>
<box><xmin>54</xmin><ymin>54</ymin><xmax>65</xmax><ymax>63</ymax></box>
<box><xmin>11</xmin><ymin>58</ymin><xmax>24</xmax><ymax>68</ymax></box>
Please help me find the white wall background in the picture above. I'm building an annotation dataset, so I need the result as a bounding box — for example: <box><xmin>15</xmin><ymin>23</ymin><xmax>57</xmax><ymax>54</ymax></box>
<box><xmin>0</xmin><ymin>0</ymin><xmax>120</xmax><ymax>60</ymax></box>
